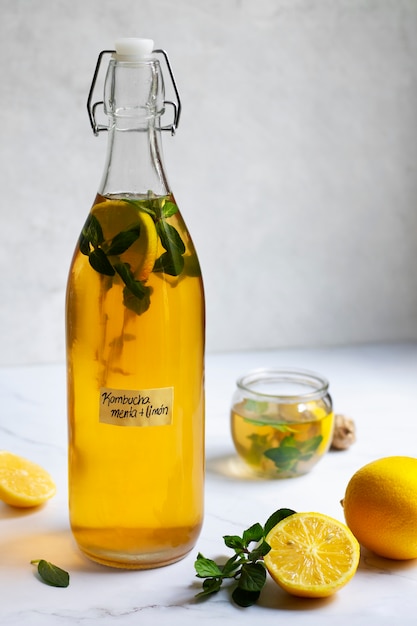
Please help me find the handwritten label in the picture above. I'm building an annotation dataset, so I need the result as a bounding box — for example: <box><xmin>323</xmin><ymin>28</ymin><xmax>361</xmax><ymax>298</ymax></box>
<box><xmin>99</xmin><ymin>386</ymin><xmax>173</xmax><ymax>427</ymax></box>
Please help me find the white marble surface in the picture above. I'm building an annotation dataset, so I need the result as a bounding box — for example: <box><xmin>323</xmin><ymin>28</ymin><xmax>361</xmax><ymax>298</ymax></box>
<box><xmin>1</xmin><ymin>342</ymin><xmax>417</xmax><ymax>625</ymax></box>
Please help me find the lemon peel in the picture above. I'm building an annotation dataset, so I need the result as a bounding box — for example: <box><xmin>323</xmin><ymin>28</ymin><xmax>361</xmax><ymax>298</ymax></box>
<box><xmin>343</xmin><ymin>456</ymin><xmax>417</xmax><ymax>560</ymax></box>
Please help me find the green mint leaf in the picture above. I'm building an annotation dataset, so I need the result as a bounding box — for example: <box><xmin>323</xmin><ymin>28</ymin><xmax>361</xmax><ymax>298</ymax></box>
<box><xmin>106</xmin><ymin>225</ymin><xmax>141</xmax><ymax>256</ymax></box>
<box><xmin>248</xmin><ymin>540</ymin><xmax>271</xmax><ymax>561</ymax></box>
<box><xmin>246</xmin><ymin>433</ymin><xmax>271</xmax><ymax>464</ymax></box>
<box><xmin>264</xmin><ymin>440</ymin><xmax>301</xmax><ymax>470</ymax></box>
<box><xmin>89</xmin><ymin>248</ymin><xmax>115</xmax><ymax>276</ymax></box>
<box><xmin>264</xmin><ymin>433</ymin><xmax>324</xmax><ymax>472</ymax></box>
<box><xmin>161</xmin><ymin>201</ymin><xmax>179</xmax><ymax>218</ymax></box>
<box><xmin>221</xmin><ymin>554</ymin><xmax>242</xmax><ymax>578</ymax></box>
<box><xmin>244</xmin><ymin>417</ymin><xmax>293</xmax><ymax>430</ymax></box>
<box><xmin>156</xmin><ymin>220</ymin><xmax>186</xmax><ymax>255</ymax></box>
<box><xmin>238</xmin><ymin>562</ymin><xmax>266</xmax><ymax>592</ymax></box>
<box><xmin>153</xmin><ymin>250</ymin><xmax>185</xmax><ymax>277</ymax></box>
<box><xmin>153</xmin><ymin>219</ymin><xmax>186</xmax><ymax>276</ymax></box>
<box><xmin>114</xmin><ymin>263</ymin><xmax>152</xmax><ymax>315</ymax></box>
<box><xmin>114</xmin><ymin>263</ymin><xmax>146</xmax><ymax>299</ymax></box>
<box><xmin>85</xmin><ymin>214</ymin><xmax>104</xmax><ymax>248</ymax></box>
<box><xmin>195</xmin><ymin>577</ymin><xmax>223</xmax><ymax>598</ymax></box>
<box><xmin>264</xmin><ymin>508</ymin><xmax>297</xmax><ymax>536</ymax></box>
<box><xmin>223</xmin><ymin>535</ymin><xmax>246</xmax><ymax>552</ymax></box>
<box><xmin>31</xmin><ymin>560</ymin><xmax>70</xmax><ymax>588</ymax></box>
<box><xmin>298</xmin><ymin>434</ymin><xmax>323</xmax><ymax>455</ymax></box>
<box><xmin>232</xmin><ymin>586</ymin><xmax>261</xmax><ymax>608</ymax></box>
<box><xmin>79</xmin><ymin>213</ymin><xmax>104</xmax><ymax>255</ymax></box>
<box><xmin>242</xmin><ymin>523</ymin><xmax>264</xmax><ymax>546</ymax></box>
<box><xmin>79</xmin><ymin>232</ymin><xmax>91</xmax><ymax>256</ymax></box>
<box><xmin>280</xmin><ymin>434</ymin><xmax>297</xmax><ymax>447</ymax></box>
<box><xmin>194</xmin><ymin>554</ymin><xmax>223</xmax><ymax>578</ymax></box>
<box><xmin>123</xmin><ymin>285</ymin><xmax>151</xmax><ymax>315</ymax></box>
<box><xmin>244</xmin><ymin>399</ymin><xmax>269</xmax><ymax>414</ymax></box>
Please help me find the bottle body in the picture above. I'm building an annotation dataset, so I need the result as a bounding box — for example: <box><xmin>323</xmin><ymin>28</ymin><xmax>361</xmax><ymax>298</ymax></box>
<box><xmin>66</xmin><ymin>190</ymin><xmax>205</xmax><ymax>568</ymax></box>
<box><xmin>66</xmin><ymin>42</ymin><xmax>204</xmax><ymax>568</ymax></box>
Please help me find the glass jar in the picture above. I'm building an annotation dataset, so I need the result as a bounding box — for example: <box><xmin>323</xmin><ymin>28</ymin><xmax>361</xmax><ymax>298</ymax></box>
<box><xmin>230</xmin><ymin>368</ymin><xmax>334</xmax><ymax>479</ymax></box>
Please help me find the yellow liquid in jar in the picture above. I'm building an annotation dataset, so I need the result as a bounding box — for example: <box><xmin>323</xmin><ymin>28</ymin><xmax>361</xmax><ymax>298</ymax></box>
<box><xmin>231</xmin><ymin>399</ymin><xmax>334</xmax><ymax>478</ymax></box>
<box><xmin>66</xmin><ymin>194</ymin><xmax>205</xmax><ymax>568</ymax></box>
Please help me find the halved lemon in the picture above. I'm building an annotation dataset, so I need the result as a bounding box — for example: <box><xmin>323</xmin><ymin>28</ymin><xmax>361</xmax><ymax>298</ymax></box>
<box><xmin>0</xmin><ymin>451</ymin><xmax>56</xmax><ymax>508</ymax></box>
<box><xmin>92</xmin><ymin>198</ymin><xmax>158</xmax><ymax>281</ymax></box>
<box><xmin>264</xmin><ymin>511</ymin><xmax>360</xmax><ymax>598</ymax></box>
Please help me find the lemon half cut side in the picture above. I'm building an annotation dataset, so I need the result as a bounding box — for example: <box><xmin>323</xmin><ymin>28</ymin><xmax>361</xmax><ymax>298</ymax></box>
<box><xmin>0</xmin><ymin>451</ymin><xmax>56</xmax><ymax>508</ymax></box>
<box><xmin>264</xmin><ymin>511</ymin><xmax>360</xmax><ymax>598</ymax></box>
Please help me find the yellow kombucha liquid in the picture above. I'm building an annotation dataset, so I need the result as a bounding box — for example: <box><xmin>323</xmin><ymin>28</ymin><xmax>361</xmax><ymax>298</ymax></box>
<box><xmin>66</xmin><ymin>193</ymin><xmax>205</xmax><ymax>568</ymax></box>
<box><xmin>231</xmin><ymin>400</ymin><xmax>334</xmax><ymax>478</ymax></box>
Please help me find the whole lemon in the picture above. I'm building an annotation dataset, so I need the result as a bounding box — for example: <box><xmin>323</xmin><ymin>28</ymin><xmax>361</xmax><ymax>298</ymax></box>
<box><xmin>342</xmin><ymin>456</ymin><xmax>417</xmax><ymax>560</ymax></box>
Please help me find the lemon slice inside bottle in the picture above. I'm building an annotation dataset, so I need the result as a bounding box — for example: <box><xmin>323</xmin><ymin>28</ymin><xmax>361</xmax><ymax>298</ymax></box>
<box><xmin>264</xmin><ymin>511</ymin><xmax>360</xmax><ymax>598</ymax></box>
<box><xmin>92</xmin><ymin>198</ymin><xmax>158</xmax><ymax>281</ymax></box>
<box><xmin>0</xmin><ymin>451</ymin><xmax>56</xmax><ymax>508</ymax></box>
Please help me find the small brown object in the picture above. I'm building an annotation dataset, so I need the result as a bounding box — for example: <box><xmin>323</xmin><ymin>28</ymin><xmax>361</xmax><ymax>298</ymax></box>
<box><xmin>331</xmin><ymin>414</ymin><xmax>356</xmax><ymax>450</ymax></box>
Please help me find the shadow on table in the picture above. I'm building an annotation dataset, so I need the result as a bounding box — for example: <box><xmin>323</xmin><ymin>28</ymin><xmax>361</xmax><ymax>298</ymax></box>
<box><xmin>258</xmin><ymin>577</ymin><xmax>335</xmax><ymax>610</ymax></box>
<box><xmin>0</xmin><ymin>500</ymin><xmax>50</xmax><ymax>519</ymax></box>
<box><xmin>189</xmin><ymin>575</ymin><xmax>334</xmax><ymax>611</ymax></box>
<box><xmin>359</xmin><ymin>546</ymin><xmax>417</xmax><ymax>574</ymax></box>
<box><xmin>0</xmin><ymin>525</ymin><xmax>144</xmax><ymax>577</ymax></box>
<box><xmin>206</xmin><ymin>452</ymin><xmax>278</xmax><ymax>481</ymax></box>
<box><xmin>1</xmin><ymin>527</ymin><xmax>100</xmax><ymax>572</ymax></box>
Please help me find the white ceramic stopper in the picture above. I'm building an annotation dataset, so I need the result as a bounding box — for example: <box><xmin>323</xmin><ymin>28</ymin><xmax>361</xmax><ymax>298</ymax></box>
<box><xmin>114</xmin><ymin>38</ymin><xmax>154</xmax><ymax>60</ymax></box>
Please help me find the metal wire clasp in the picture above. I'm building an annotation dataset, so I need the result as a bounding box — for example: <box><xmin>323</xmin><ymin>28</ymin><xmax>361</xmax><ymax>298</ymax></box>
<box><xmin>86</xmin><ymin>48</ymin><xmax>182</xmax><ymax>136</ymax></box>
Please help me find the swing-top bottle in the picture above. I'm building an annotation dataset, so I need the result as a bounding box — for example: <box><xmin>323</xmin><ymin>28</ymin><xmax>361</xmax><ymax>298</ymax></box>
<box><xmin>65</xmin><ymin>38</ymin><xmax>205</xmax><ymax>569</ymax></box>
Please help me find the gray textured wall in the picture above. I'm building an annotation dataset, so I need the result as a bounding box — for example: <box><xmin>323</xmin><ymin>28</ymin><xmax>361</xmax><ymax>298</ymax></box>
<box><xmin>1</xmin><ymin>0</ymin><xmax>416</xmax><ymax>365</ymax></box>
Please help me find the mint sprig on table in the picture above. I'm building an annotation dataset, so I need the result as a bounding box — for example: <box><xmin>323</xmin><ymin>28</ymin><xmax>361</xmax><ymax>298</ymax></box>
<box><xmin>194</xmin><ymin>508</ymin><xmax>296</xmax><ymax>607</ymax></box>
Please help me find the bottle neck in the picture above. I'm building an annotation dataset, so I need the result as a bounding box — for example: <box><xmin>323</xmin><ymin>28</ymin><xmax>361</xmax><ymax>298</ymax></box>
<box><xmin>98</xmin><ymin>57</ymin><xmax>170</xmax><ymax>199</ymax></box>
<box><xmin>98</xmin><ymin>121</ymin><xmax>170</xmax><ymax>198</ymax></box>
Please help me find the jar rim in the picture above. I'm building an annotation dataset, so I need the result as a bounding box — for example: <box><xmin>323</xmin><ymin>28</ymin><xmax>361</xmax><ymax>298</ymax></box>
<box><xmin>236</xmin><ymin>367</ymin><xmax>330</xmax><ymax>402</ymax></box>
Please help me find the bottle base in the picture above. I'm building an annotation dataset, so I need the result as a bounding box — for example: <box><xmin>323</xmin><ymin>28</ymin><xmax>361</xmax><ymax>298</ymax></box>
<box><xmin>71</xmin><ymin>523</ymin><xmax>202</xmax><ymax>570</ymax></box>
<box><xmin>78</xmin><ymin>543</ymin><xmax>194</xmax><ymax>570</ymax></box>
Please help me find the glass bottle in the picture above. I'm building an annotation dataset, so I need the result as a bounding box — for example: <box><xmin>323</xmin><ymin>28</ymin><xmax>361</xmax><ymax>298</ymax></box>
<box><xmin>65</xmin><ymin>38</ymin><xmax>205</xmax><ymax>569</ymax></box>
